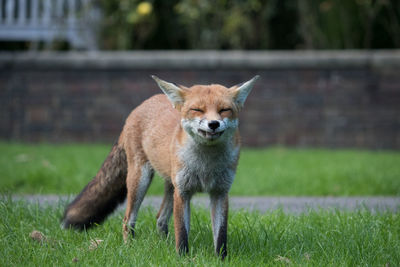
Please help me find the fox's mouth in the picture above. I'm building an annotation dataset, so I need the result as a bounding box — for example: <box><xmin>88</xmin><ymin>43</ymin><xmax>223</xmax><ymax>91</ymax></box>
<box><xmin>198</xmin><ymin>129</ymin><xmax>224</xmax><ymax>140</ymax></box>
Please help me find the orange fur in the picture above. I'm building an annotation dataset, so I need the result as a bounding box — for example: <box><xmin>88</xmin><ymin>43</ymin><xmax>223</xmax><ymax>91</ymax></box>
<box><xmin>63</xmin><ymin>75</ymin><xmax>259</xmax><ymax>259</ymax></box>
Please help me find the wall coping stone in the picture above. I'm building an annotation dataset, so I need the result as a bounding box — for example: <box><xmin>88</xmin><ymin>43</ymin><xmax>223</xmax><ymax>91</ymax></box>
<box><xmin>1</xmin><ymin>50</ymin><xmax>400</xmax><ymax>70</ymax></box>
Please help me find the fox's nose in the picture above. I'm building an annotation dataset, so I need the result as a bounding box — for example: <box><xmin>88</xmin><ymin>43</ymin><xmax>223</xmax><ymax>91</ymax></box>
<box><xmin>208</xmin><ymin>120</ymin><xmax>220</xmax><ymax>131</ymax></box>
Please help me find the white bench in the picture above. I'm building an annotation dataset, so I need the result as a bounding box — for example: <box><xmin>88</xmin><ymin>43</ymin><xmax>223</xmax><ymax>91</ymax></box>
<box><xmin>0</xmin><ymin>0</ymin><xmax>100</xmax><ymax>50</ymax></box>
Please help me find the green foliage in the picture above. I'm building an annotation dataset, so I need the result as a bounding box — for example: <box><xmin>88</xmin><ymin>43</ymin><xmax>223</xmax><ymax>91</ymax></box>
<box><xmin>1</xmin><ymin>142</ymin><xmax>399</xmax><ymax>196</ymax></box>
<box><xmin>174</xmin><ymin>0</ymin><xmax>266</xmax><ymax>49</ymax></box>
<box><xmin>0</xmin><ymin>198</ymin><xmax>399</xmax><ymax>266</ymax></box>
<box><xmin>100</xmin><ymin>0</ymin><xmax>157</xmax><ymax>49</ymax></box>
<box><xmin>98</xmin><ymin>0</ymin><xmax>400</xmax><ymax>50</ymax></box>
<box><xmin>298</xmin><ymin>0</ymin><xmax>400</xmax><ymax>49</ymax></box>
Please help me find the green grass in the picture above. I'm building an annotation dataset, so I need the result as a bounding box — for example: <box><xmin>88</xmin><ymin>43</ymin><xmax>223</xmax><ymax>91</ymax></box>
<box><xmin>1</xmin><ymin>142</ymin><xmax>400</xmax><ymax>196</ymax></box>
<box><xmin>0</xmin><ymin>197</ymin><xmax>399</xmax><ymax>266</ymax></box>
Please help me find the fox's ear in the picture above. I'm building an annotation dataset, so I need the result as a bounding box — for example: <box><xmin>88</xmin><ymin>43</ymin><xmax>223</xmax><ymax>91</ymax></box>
<box><xmin>230</xmin><ymin>75</ymin><xmax>259</xmax><ymax>108</ymax></box>
<box><xmin>151</xmin><ymin>75</ymin><xmax>187</xmax><ymax>109</ymax></box>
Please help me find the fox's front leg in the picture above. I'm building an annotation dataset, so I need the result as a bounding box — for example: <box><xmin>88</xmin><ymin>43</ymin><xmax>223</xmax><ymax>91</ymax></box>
<box><xmin>210</xmin><ymin>194</ymin><xmax>229</xmax><ymax>259</ymax></box>
<box><xmin>156</xmin><ymin>180</ymin><xmax>174</xmax><ymax>236</ymax></box>
<box><xmin>173</xmin><ymin>190</ymin><xmax>191</xmax><ymax>254</ymax></box>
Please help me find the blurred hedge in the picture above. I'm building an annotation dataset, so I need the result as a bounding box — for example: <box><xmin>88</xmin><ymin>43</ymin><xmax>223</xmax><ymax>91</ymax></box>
<box><xmin>99</xmin><ymin>0</ymin><xmax>399</xmax><ymax>50</ymax></box>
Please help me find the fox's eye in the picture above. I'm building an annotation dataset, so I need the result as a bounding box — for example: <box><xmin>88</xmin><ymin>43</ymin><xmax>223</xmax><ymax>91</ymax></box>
<box><xmin>219</xmin><ymin>108</ymin><xmax>232</xmax><ymax>113</ymax></box>
<box><xmin>190</xmin><ymin>108</ymin><xmax>204</xmax><ymax>113</ymax></box>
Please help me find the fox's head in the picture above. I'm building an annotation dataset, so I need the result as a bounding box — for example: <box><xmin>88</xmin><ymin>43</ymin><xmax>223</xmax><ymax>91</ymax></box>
<box><xmin>152</xmin><ymin>75</ymin><xmax>259</xmax><ymax>145</ymax></box>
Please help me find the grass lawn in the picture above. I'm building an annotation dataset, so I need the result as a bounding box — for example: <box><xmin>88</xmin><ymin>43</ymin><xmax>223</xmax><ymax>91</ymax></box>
<box><xmin>1</xmin><ymin>143</ymin><xmax>399</xmax><ymax>266</ymax></box>
<box><xmin>0</xmin><ymin>142</ymin><xmax>399</xmax><ymax>196</ymax></box>
<box><xmin>0</xmin><ymin>197</ymin><xmax>399</xmax><ymax>266</ymax></box>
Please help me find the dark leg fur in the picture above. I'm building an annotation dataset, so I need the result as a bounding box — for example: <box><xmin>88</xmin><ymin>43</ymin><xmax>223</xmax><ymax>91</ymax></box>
<box><xmin>156</xmin><ymin>181</ymin><xmax>174</xmax><ymax>236</ymax></box>
<box><xmin>211</xmin><ymin>195</ymin><xmax>229</xmax><ymax>260</ymax></box>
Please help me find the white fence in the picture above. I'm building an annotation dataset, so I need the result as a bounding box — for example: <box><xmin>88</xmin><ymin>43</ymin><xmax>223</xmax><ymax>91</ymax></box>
<box><xmin>0</xmin><ymin>0</ymin><xmax>100</xmax><ymax>50</ymax></box>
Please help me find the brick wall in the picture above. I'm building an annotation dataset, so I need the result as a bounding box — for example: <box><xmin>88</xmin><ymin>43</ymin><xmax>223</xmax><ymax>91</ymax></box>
<box><xmin>1</xmin><ymin>51</ymin><xmax>399</xmax><ymax>149</ymax></box>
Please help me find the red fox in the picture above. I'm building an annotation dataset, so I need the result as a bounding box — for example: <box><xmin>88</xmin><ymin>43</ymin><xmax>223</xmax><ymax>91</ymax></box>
<box><xmin>62</xmin><ymin>75</ymin><xmax>259</xmax><ymax>258</ymax></box>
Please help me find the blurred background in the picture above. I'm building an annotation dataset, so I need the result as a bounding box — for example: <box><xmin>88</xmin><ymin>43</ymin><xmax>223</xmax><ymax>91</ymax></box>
<box><xmin>1</xmin><ymin>0</ymin><xmax>399</xmax><ymax>149</ymax></box>
<box><xmin>0</xmin><ymin>0</ymin><xmax>400</xmax><ymax>196</ymax></box>
<box><xmin>1</xmin><ymin>0</ymin><xmax>400</xmax><ymax>51</ymax></box>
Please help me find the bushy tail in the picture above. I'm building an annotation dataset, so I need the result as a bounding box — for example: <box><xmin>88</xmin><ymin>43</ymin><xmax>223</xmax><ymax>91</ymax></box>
<box><xmin>62</xmin><ymin>143</ymin><xmax>128</xmax><ymax>230</ymax></box>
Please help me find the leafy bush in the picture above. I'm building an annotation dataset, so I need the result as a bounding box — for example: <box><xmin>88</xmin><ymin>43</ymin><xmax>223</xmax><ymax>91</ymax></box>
<box><xmin>297</xmin><ymin>0</ymin><xmax>400</xmax><ymax>49</ymax></box>
<box><xmin>0</xmin><ymin>0</ymin><xmax>397</xmax><ymax>50</ymax></box>
<box><xmin>98</xmin><ymin>0</ymin><xmax>400</xmax><ymax>50</ymax></box>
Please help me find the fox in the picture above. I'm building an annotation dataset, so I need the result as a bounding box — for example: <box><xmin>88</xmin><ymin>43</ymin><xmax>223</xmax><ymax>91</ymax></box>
<box><xmin>62</xmin><ymin>75</ymin><xmax>259</xmax><ymax>259</ymax></box>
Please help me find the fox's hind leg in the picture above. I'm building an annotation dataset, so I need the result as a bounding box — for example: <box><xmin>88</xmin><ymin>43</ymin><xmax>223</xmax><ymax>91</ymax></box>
<box><xmin>123</xmin><ymin>161</ymin><xmax>154</xmax><ymax>242</ymax></box>
<box><xmin>156</xmin><ymin>180</ymin><xmax>174</xmax><ymax>236</ymax></box>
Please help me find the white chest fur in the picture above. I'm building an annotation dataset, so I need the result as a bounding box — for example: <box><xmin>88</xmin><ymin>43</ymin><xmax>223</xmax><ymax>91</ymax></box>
<box><xmin>176</xmin><ymin>139</ymin><xmax>239</xmax><ymax>196</ymax></box>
